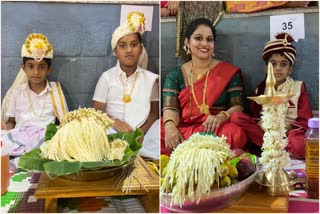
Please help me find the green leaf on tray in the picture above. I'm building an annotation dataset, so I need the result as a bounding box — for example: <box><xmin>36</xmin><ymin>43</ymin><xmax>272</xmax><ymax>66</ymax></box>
<box><xmin>44</xmin><ymin>123</ymin><xmax>58</xmax><ymax>141</ymax></box>
<box><xmin>18</xmin><ymin>128</ymin><xmax>143</xmax><ymax>178</ymax></box>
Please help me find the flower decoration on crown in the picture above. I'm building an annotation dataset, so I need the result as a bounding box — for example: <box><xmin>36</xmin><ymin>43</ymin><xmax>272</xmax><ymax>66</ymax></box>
<box><xmin>127</xmin><ymin>11</ymin><xmax>145</xmax><ymax>34</ymax></box>
<box><xmin>25</xmin><ymin>33</ymin><xmax>53</xmax><ymax>62</ymax></box>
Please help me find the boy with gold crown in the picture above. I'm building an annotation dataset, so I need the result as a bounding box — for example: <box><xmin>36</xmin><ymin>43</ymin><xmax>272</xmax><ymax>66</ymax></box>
<box><xmin>1</xmin><ymin>33</ymin><xmax>68</xmax><ymax>171</ymax></box>
<box><xmin>93</xmin><ymin>11</ymin><xmax>159</xmax><ymax>159</ymax></box>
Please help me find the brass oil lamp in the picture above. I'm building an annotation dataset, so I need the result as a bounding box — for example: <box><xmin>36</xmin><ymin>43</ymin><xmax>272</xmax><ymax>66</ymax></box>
<box><xmin>248</xmin><ymin>63</ymin><xmax>298</xmax><ymax>195</ymax></box>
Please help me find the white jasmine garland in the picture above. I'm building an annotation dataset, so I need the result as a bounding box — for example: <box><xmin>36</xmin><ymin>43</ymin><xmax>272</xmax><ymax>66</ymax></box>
<box><xmin>259</xmin><ymin>103</ymin><xmax>290</xmax><ymax>171</ymax></box>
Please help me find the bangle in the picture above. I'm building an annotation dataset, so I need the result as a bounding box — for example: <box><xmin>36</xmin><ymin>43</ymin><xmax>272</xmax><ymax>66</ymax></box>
<box><xmin>219</xmin><ymin>111</ymin><xmax>230</xmax><ymax>120</ymax></box>
<box><xmin>163</xmin><ymin>119</ymin><xmax>176</xmax><ymax>127</ymax></box>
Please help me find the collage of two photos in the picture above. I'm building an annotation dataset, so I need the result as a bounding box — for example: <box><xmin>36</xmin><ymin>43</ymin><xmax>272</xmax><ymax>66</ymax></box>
<box><xmin>1</xmin><ymin>0</ymin><xmax>319</xmax><ymax>213</ymax></box>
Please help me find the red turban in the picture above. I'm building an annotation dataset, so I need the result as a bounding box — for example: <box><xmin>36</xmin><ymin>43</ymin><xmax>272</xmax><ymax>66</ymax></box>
<box><xmin>262</xmin><ymin>33</ymin><xmax>296</xmax><ymax>65</ymax></box>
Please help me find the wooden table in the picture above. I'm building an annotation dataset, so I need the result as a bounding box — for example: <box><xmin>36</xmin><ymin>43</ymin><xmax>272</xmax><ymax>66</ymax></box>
<box><xmin>35</xmin><ymin>158</ymin><xmax>159</xmax><ymax>212</ymax></box>
<box><xmin>217</xmin><ymin>182</ymin><xmax>288</xmax><ymax>213</ymax></box>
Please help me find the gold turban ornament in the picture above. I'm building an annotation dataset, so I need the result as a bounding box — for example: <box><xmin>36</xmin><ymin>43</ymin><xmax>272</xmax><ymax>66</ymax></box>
<box><xmin>111</xmin><ymin>11</ymin><xmax>148</xmax><ymax>70</ymax></box>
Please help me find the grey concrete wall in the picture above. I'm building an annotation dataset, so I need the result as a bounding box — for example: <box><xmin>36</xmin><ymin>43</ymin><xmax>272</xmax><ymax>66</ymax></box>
<box><xmin>161</xmin><ymin>11</ymin><xmax>319</xmax><ymax>111</ymax></box>
<box><xmin>1</xmin><ymin>2</ymin><xmax>159</xmax><ymax>110</ymax></box>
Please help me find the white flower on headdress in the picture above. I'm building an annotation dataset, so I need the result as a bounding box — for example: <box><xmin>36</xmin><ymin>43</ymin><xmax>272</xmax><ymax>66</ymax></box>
<box><xmin>126</xmin><ymin>11</ymin><xmax>145</xmax><ymax>34</ymax></box>
<box><xmin>25</xmin><ymin>33</ymin><xmax>53</xmax><ymax>62</ymax></box>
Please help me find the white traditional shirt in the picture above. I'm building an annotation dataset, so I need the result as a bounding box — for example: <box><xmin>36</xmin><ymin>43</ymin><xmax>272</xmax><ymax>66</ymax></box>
<box><xmin>93</xmin><ymin>64</ymin><xmax>159</xmax><ymax>129</ymax></box>
<box><xmin>6</xmin><ymin>81</ymin><xmax>56</xmax><ymax>128</ymax></box>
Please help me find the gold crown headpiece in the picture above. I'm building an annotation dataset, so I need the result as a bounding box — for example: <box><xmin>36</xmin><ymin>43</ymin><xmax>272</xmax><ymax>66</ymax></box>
<box><xmin>21</xmin><ymin>33</ymin><xmax>53</xmax><ymax>62</ymax></box>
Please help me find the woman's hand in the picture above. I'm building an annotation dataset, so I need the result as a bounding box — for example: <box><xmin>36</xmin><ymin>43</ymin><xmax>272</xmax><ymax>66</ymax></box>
<box><xmin>113</xmin><ymin>119</ymin><xmax>134</xmax><ymax>133</ymax></box>
<box><xmin>202</xmin><ymin>114</ymin><xmax>228</xmax><ymax>133</ymax></box>
<box><xmin>167</xmin><ymin>1</ymin><xmax>179</xmax><ymax>16</ymax></box>
<box><xmin>165</xmin><ymin>123</ymin><xmax>184</xmax><ymax>151</ymax></box>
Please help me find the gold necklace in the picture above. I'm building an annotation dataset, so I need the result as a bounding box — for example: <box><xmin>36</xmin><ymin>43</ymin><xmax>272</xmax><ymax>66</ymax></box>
<box><xmin>27</xmin><ymin>90</ymin><xmax>48</xmax><ymax>117</ymax></box>
<box><xmin>190</xmin><ymin>68</ymin><xmax>210</xmax><ymax>115</ymax></box>
<box><xmin>191</xmin><ymin>61</ymin><xmax>212</xmax><ymax>80</ymax></box>
<box><xmin>120</xmin><ymin>72</ymin><xmax>138</xmax><ymax>103</ymax></box>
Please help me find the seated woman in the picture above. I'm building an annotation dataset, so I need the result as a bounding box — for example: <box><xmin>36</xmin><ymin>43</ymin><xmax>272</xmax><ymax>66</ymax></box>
<box><xmin>161</xmin><ymin>17</ymin><xmax>248</xmax><ymax>156</ymax></box>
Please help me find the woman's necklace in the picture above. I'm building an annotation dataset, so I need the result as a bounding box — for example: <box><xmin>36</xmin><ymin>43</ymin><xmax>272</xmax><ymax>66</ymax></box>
<box><xmin>120</xmin><ymin>72</ymin><xmax>138</xmax><ymax>103</ymax></box>
<box><xmin>190</xmin><ymin>68</ymin><xmax>210</xmax><ymax>115</ymax></box>
<box><xmin>191</xmin><ymin>61</ymin><xmax>212</xmax><ymax>80</ymax></box>
<box><xmin>28</xmin><ymin>90</ymin><xmax>48</xmax><ymax>117</ymax></box>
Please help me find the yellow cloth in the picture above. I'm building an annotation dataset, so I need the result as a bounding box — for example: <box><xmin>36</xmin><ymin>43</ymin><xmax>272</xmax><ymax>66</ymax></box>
<box><xmin>225</xmin><ymin>1</ymin><xmax>288</xmax><ymax>13</ymax></box>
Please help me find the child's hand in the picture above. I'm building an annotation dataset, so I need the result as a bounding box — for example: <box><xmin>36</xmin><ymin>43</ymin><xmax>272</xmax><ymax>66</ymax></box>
<box><xmin>113</xmin><ymin>119</ymin><xmax>134</xmax><ymax>133</ymax></box>
<box><xmin>1</xmin><ymin>122</ymin><xmax>8</xmax><ymax>130</ymax></box>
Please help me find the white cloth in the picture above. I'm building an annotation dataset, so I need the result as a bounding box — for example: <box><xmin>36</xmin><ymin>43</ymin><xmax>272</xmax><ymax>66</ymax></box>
<box><xmin>6</xmin><ymin>81</ymin><xmax>56</xmax><ymax>128</ymax></box>
<box><xmin>138</xmin><ymin>119</ymin><xmax>160</xmax><ymax>160</ymax></box>
<box><xmin>93</xmin><ymin>64</ymin><xmax>159</xmax><ymax>129</ymax></box>
<box><xmin>1</xmin><ymin>68</ymin><xmax>28</xmax><ymax>122</ymax></box>
<box><xmin>1</xmin><ymin>125</ymin><xmax>46</xmax><ymax>172</ymax></box>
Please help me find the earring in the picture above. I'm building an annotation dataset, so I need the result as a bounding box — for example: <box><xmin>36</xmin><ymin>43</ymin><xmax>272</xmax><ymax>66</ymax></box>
<box><xmin>212</xmin><ymin>52</ymin><xmax>215</xmax><ymax>58</ymax></box>
<box><xmin>183</xmin><ymin>44</ymin><xmax>187</xmax><ymax>52</ymax></box>
<box><xmin>183</xmin><ymin>44</ymin><xmax>191</xmax><ymax>55</ymax></box>
<box><xmin>187</xmin><ymin>46</ymin><xmax>191</xmax><ymax>55</ymax></box>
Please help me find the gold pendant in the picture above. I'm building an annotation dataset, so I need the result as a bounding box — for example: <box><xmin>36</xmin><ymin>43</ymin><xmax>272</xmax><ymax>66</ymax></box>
<box><xmin>122</xmin><ymin>94</ymin><xmax>132</xmax><ymax>103</ymax></box>
<box><xmin>197</xmin><ymin>74</ymin><xmax>203</xmax><ymax>80</ymax></box>
<box><xmin>199</xmin><ymin>104</ymin><xmax>209</xmax><ymax>115</ymax></box>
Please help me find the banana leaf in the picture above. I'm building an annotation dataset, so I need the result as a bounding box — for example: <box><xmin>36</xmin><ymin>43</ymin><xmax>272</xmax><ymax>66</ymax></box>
<box><xmin>18</xmin><ymin>128</ymin><xmax>143</xmax><ymax>178</ymax></box>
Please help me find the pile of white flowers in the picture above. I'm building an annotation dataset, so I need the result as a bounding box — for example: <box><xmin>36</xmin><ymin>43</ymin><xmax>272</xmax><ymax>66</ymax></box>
<box><xmin>259</xmin><ymin>103</ymin><xmax>290</xmax><ymax>172</ymax></box>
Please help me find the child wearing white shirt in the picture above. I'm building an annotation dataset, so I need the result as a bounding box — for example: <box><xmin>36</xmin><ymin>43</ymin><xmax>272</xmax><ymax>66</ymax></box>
<box><xmin>93</xmin><ymin>12</ymin><xmax>159</xmax><ymax>159</ymax></box>
<box><xmin>1</xmin><ymin>33</ymin><xmax>68</xmax><ymax>171</ymax></box>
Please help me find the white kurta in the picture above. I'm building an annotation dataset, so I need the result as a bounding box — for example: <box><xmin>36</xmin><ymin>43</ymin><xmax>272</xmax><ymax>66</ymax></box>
<box><xmin>6</xmin><ymin>81</ymin><xmax>56</xmax><ymax>128</ymax></box>
<box><xmin>93</xmin><ymin>64</ymin><xmax>159</xmax><ymax>159</ymax></box>
<box><xmin>93</xmin><ymin>64</ymin><xmax>159</xmax><ymax>129</ymax></box>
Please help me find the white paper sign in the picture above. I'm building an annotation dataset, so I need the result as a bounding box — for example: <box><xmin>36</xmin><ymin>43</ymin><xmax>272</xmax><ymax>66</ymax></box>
<box><xmin>120</xmin><ymin>5</ymin><xmax>154</xmax><ymax>31</ymax></box>
<box><xmin>270</xmin><ymin>13</ymin><xmax>305</xmax><ymax>42</ymax></box>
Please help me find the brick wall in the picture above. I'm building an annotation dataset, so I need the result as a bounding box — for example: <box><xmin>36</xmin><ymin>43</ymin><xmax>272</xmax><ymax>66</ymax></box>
<box><xmin>1</xmin><ymin>2</ymin><xmax>159</xmax><ymax>110</ymax></box>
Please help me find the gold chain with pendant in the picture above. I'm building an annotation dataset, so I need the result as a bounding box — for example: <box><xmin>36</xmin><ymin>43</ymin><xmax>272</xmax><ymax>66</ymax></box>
<box><xmin>190</xmin><ymin>67</ymin><xmax>211</xmax><ymax>115</ymax></box>
<box><xmin>120</xmin><ymin>72</ymin><xmax>138</xmax><ymax>103</ymax></box>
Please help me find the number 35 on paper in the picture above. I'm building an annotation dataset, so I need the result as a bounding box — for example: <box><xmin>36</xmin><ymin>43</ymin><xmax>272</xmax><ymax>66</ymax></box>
<box><xmin>270</xmin><ymin>13</ymin><xmax>305</xmax><ymax>42</ymax></box>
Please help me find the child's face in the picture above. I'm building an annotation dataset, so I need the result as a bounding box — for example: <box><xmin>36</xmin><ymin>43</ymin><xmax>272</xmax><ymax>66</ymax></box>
<box><xmin>114</xmin><ymin>33</ymin><xmax>142</xmax><ymax>69</ymax></box>
<box><xmin>22</xmin><ymin>59</ymin><xmax>50</xmax><ymax>85</ymax></box>
<box><xmin>266</xmin><ymin>53</ymin><xmax>292</xmax><ymax>85</ymax></box>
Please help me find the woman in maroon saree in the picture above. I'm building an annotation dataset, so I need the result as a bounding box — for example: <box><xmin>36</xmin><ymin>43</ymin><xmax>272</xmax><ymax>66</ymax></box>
<box><xmin>161</xmin><ymin>18</ymin><xmax>248</xmax><ymax>156</ymax></box>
